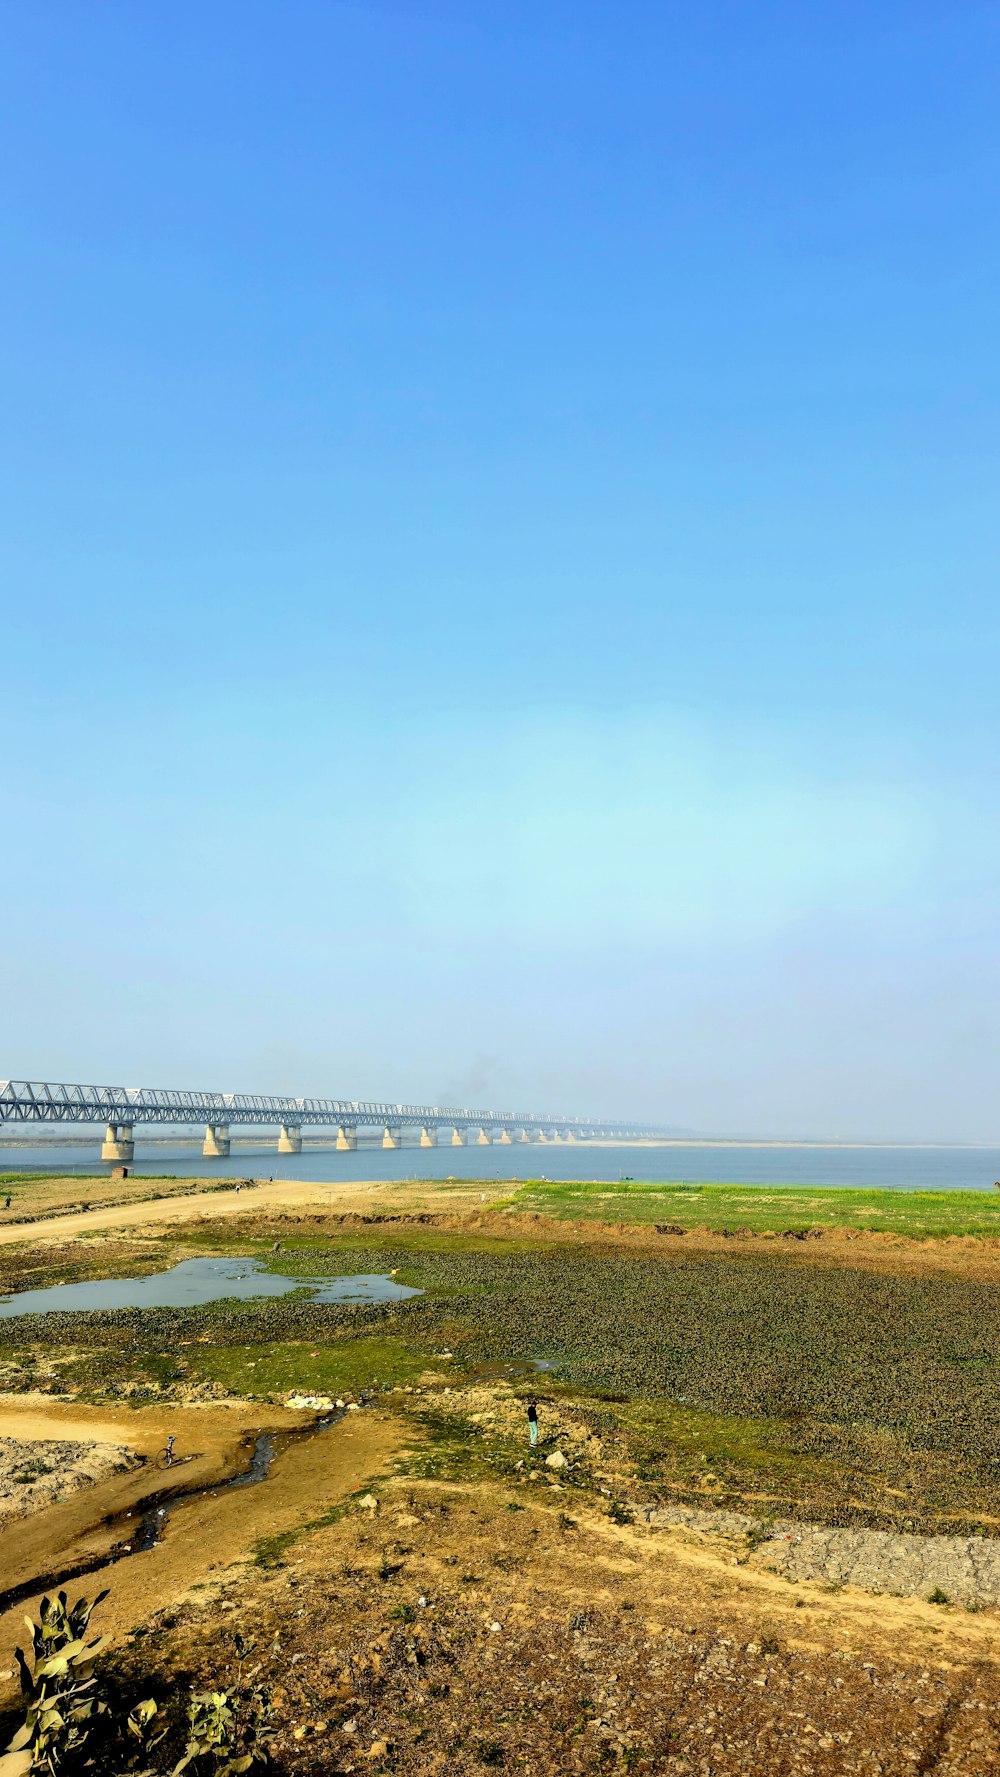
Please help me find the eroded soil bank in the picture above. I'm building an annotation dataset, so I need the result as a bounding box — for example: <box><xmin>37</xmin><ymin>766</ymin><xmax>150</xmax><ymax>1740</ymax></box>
<box><xmin>0</xmin><ymin>1397</ymin><xmax>408</xmax><ymax>1658</ymax></box>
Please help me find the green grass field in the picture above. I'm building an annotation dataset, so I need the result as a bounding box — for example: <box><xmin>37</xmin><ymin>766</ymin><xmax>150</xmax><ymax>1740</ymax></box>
<box><xmin>507</xmin><ymin>1177</ymin><xmax>1000</xmax><ymax>1238</ymax></box>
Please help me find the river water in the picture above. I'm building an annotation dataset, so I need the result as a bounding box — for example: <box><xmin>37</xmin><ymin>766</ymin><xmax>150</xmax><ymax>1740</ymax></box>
<box><xmin>3</xmin><ymin>1137</ymin><xmax>1000</xmax><ymax>1192</ymax></box>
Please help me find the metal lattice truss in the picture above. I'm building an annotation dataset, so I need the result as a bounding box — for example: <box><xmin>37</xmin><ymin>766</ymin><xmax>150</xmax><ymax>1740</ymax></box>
<box><xmin>0</xmin><ymin>1080</ymin><xmax>665</xmax><ymax>1138</ymax></box>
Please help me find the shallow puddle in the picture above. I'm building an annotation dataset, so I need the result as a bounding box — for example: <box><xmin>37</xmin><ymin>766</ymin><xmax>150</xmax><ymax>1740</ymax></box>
<box><xmin>0</xmin><ymin>1256</ymin><xmax>422</xmax><ymax>1318</ymax></box>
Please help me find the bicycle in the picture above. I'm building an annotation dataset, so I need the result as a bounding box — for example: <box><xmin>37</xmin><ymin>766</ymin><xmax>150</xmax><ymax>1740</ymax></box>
<box><xmin>155</xmin><ymin>1437</ymin><xmax>178</xmax><ymax>1470</ymax></box>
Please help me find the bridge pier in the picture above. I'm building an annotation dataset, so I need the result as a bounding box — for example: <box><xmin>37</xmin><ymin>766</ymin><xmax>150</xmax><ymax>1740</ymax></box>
<box><xmin>476</xmin><ymin>1127</ymin><xmax>492</xmax><ymax>1145</ymax></box>
<box><xmin>498</xmin><ymin>1128</ymin><xmax>512</xmax><ymax>1144</ymax></box>
<box><xmin>419</xmin><ymin>1126</ymin><xmax>438</xmax><ymax>1147</ymax></box>
<box><xmin>451</xmin><ymin>1127</ymin><xmax>467</xmax><ymax>1146</ymax></box>
<box><xmin>336</xmin><ymin>1124</ymin><xmax>357</xmax><ymax>1151</ymax></box>
<box><xmin>278</xmin><ymin>1124</ymin><xmax>302</xmax><ymax>1154</ymax></box>
<box><xmin>202</xmin><ymin>1123</ymin><xmax>230</xmax><ymax>1158</ymax></box>
<box><xmin>101</xmin><ymin>1122</ymin><xmax>134</xmax><ymax>1163</ymax></box>
<box><xmin>382</xmin><ymin>1126</ymin><xmax>401</xmax><ymax>1149</ymax></box>
<box><xmin>550</xmin><ymin>1130</ymin><xmax>564</xmax><ymax>1143</ymax></box>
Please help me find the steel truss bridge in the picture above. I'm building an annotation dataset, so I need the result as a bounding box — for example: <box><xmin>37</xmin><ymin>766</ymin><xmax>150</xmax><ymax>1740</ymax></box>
<box><xmin>0</xmin><ymin>1080</ymin><xmax>667</xmax><ymax>1160</ymax></box>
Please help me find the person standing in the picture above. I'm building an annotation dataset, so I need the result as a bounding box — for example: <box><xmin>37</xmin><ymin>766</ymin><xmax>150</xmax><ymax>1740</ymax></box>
<box><xmin>527</xmin><ymin>1398</ymin><xmax>538</xmax><ymax>1447</ymax></box>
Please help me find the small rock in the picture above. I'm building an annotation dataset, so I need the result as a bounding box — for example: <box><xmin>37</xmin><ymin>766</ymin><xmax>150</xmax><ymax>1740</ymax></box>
<box><xmin>367</xmin><ymin>1740</ymin><xmax>389</xmax><ymax>1760</ymax></box>
<box><xmin>545</xmin><ymin>1450</ymin><xmax>568</xmax><ymax>1470</ymax></box>
<box><xmin>357</xmin><ymin>1494</ymin><xmax>379</xmax><ymax>1513</ymax></box>
<box><xmin>489</xmin><ymin>1622</ymin><xmax>502</xmax><ymax>1633</ymax></box>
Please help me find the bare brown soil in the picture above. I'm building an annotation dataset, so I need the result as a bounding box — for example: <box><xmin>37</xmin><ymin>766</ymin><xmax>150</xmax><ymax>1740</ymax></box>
<box><xmin>123</xmin><ymin>1463</ymin><xmax>1000</xmax><ymax>1775</ymax></box>
<box><xmin>0</xmin><ymin>1176</ymin><xmax>402</xmax><ymax>1246</ymax></box>
<box><xmin>0</xmin><ymin>1426</ymin><xmax>138</xmax><ymax>1523</ymax></box>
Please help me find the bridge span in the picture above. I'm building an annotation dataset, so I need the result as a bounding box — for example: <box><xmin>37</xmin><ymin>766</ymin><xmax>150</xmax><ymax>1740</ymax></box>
<box><xmin>0</xmin><ymin>1080</ymin><xmax>667</xmax><ymax>1162</ymax></box>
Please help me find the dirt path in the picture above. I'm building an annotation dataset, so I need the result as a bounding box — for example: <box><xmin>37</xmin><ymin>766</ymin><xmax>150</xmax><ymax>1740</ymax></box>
<box><xmin>0</xmin><ymin>1397</ymin><xmax>408</xmax><ymax>1671</ymax></box>
<box><xmin>0</xmin><ymin>1175</ymin><xmax>520</xmax><ymax>1249</ymax></box>
<box><xmin>0</xmin><ymin>1178</ymin><xmax>388</xmax><ymax>1246</ymax></box>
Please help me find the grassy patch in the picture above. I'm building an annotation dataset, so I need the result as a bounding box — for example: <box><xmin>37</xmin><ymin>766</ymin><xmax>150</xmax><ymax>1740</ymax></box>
<box><xmin>581</xmin><ymin>1393</ymin><xmax>841</xmax><ymax>1505</ymax></box>
<box><xmin>55</xmin><ymin>1341</ymin><xmax>189</xmax><ymax>1401</ymax></box>
<box><xmin>188</xmin><ymin>1334</ymin><xmax>439</xmax><ymax>1399</ymax></box>
<box><xmin>508</xmin><ymin>1179</ymin><xmax>1000</xmax><ymax>1239</ymax></box>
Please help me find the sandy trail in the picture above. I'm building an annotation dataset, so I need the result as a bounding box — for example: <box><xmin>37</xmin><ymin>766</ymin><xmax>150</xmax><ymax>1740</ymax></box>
<box><xmin>0</xmin><ymin>1175</ymin><xmax>517</xmax><ymax>1249</ymax></box>
<box><xmin>0</xmin><ymin>1178</ymin><xmax>389</xmax><ymax>1246</ymax></box>
<box><xmin>0</xmin><ymin>1395</ymin><xmax>407</xmax><ymax>1668</ymax></box>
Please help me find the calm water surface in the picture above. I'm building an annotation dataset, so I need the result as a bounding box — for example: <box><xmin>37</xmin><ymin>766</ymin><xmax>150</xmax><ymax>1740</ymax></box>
<box><xmin>2</xmin><ymin>1139</ymin><xmax>1000</xmax><ymax>1192</ymax></box>
<box><xmin>0</xmin><ymin>1256</ymin><xmax>421</xmax><ymax>1318</ymax></box>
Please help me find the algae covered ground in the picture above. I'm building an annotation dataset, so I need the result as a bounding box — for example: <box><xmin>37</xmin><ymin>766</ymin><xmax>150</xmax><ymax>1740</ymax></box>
<box><xmin>5</xmin><ymin>1207</ymin><xmax>1000</xmax><ymax>1535</ymax></box>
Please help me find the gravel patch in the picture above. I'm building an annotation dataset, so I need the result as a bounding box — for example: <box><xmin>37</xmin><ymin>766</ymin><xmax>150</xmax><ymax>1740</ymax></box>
<box><xmin>0</xmin><ymin>1435</ymin><xmax>139</xmax><ymax>1522</ymax></box>
<box><xmin>643</xmin><ymin>1500</ymin><xmax>1000</xmax><ymax>1607</ymax></box>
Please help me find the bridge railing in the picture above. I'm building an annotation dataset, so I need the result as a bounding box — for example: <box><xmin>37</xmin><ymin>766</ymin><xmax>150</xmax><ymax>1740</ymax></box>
<box><xmin>0</xmin><ymin>1080</ymin><xmax>668</xmax><ymax>1147</ymax></box>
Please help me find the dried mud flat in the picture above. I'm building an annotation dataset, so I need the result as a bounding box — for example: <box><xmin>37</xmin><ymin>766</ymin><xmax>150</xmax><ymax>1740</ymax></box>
<box><xmin>123</xmin><ymin>1467</ymin><xmax>1000</xmax><ymax>1777</ymax></box>
<box><xmin>430</xmin><ymin>1383</ymin><xmax>1000</xmax><ymax>1612</ymax></box>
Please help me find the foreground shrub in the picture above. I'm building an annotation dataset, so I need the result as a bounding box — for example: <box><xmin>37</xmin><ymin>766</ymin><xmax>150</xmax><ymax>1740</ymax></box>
<box><xmin>0</xmin><ymin>1593</ymin><xmax>273</xmax><ymax>1776</ymax></box>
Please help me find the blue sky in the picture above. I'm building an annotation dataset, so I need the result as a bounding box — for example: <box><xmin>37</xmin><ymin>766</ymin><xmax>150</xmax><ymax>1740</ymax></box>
<box><xmin>2</xmin><ymin>2</ymin><xmax>999</xmax><ymax>1137</ymax></box>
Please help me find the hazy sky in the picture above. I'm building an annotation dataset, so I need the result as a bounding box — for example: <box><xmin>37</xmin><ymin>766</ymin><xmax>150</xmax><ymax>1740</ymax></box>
<box><xmin>2</xmin><ymin>3</ymin><xmax>999</xmax><ymax>1139</ymax></box>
